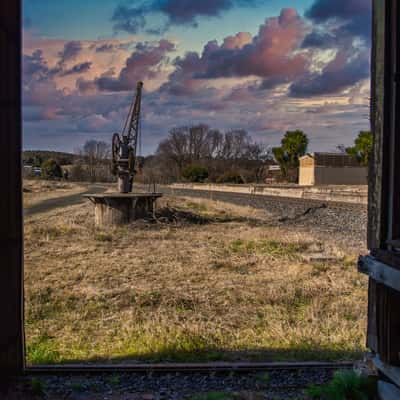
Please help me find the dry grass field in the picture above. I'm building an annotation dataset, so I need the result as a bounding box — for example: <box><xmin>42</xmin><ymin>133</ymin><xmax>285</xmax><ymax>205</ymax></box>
<box><xmin>24</xmin><ymin>186</ymin><xmax>368</xmax><ymax>365</ymax></box>
<box><xmin>23</xmin><ymin>179</ymin><xmax>86</xmax><ymax>208</ymax></box>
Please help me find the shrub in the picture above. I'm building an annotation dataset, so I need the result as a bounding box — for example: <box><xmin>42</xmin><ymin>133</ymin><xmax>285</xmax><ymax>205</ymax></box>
<box><xmin>95</xmin><ymin>233</ymin><xmax>113</xmax><ymax>242</ymax></box>
<box><xmin>182</xmin><ymin>165</ymin><xmax>209</xmax><ymax>183</ymax></box>
<box><xmin>216</xmin><ymin>171</ymin><xmax>244</xmax><ymax>184</ymax></box>
<box><xmin>41</xmin><ymin>159</ymin><xmax>62</xmax><ymax>179</ymax></box>
<box><xmin>70</xmin><ymin>163</ymin><xmax>87</xmax><ymax>181</ymax></box>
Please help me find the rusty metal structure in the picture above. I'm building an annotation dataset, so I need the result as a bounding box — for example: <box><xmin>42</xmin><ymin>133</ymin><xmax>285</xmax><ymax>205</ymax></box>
<box><xmin>85</xmin><ymin>81</ymin><xmax>162</xmax><ymax>227</ymax></box>
<box><xmin>111</xmin><ymin>81</ymin><xmax>143</xmax><ymax>193</ymax></box>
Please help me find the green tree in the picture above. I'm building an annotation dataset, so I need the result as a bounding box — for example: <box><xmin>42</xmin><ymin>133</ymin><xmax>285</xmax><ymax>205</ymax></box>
<box><xmin>346</xmin><ymin>131</ymin><xmax>373</xmax><ymax>166</ymax></box>
<box><xmin>273</xmin><ymin>130</ymin><xmax>309</xmax><ymax>179</ymax></box>
<box><xmin>41</xmin><ymin>159</ymin><xmax>62</xmax><ymax>179</ymax></box>
<box><xmin>272</xmin><ymin>147</ymin><xmax>288</xmax><ymax>176</ymax></box>
<box><xmin>181</xmin><ymin>165</ymin><xmax>209</xmax><ymax>183</ymax></box>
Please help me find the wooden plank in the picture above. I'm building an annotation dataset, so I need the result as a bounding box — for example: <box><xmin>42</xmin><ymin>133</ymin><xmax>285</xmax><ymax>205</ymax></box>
<box><xmin>372</xmin><ymin>355</ymin><xmax>400</xmax><ymax>388</ymax></box>
<box><xmin>360</xmin><ymin>257</ymin><xmax>400</xmax><ymax>364</ymax></box>
<box><xmin>367</xmin><ymin>280</ymin><xmax>378</xmax><ymax>352</ymax></box>
<box><xmin>366</xmin><ymin>0</ymin><xmax>400</xmax><ymax>381</ymax></box>
<box><xmin>370</xmin><ymin>0</ymin><xmax>400</xmax><ymax>250</ymax></box>
<box><xmin>379</xmin><ymin>286</ymin><xmax>400</xmax><ymax>365</ymax></box>
<box><xmin>368</xmin><ymin>0</ymin><xmax>390</xmax><ymax>250</ymax></box>
<box><xmin>378</xmin><ymin>381</ymin><xmax>400</xmax><ymax>400</ymax></box>
<box><xmin>358</xmin><ymin>256</ymin><xmax>400</xmax><ymax>292</ymax></box>
<box><xmin>372</xmin><ymin>249</ymin><xmax>400</xmax><ymax>271</ymax></box>
<box><xmin>0</xmin><ymin>0</ymin><xmax>24</xmax><ymax>374</ymax></box>
<box><xmin>387</xmin><ymin>0</ymin><xmax>400</xmax><ymax>243</ymax></box>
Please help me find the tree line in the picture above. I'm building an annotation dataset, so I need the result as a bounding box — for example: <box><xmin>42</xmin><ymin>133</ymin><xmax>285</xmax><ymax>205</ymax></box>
<box><xmin>142</xmin><ymin>125</ymin><xmax>373</xmax><ymax>184</ymax></box>
<box><xmin>23</xmin><ymin>125</ymin><xmax>373</xmax><ymax>184</ymax></box>
<box><xmin>143</xmin><ymin>124</ymin><xmax>272</xmax><ymax>184</ymax></box>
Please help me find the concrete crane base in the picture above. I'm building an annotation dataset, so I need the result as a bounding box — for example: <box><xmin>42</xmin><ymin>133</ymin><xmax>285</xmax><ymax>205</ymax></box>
<box><xmin>84</xmin><ymin>193</ymin><xmax>163</xmax><ymax>227</ymax></box>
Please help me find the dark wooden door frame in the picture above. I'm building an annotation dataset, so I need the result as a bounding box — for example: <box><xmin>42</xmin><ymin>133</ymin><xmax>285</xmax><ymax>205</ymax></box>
<box><xmin>0</xmin><ymin>0</ymin><xmax>25</xmax><ymax>374</ymax></box>
<box><xmin>359</xmin><ymin>0</ymin><xmax>400</xmax><ymax>369</ymax></box>
<box><xmin>1</xmin><ymin>0</ymin><xmax>397</xmax><ymax>374</ymax></box>
<box><xmin>369</xmin><ymin>0</ymin><xmax>400</xmax><ymax>254</ymax></box>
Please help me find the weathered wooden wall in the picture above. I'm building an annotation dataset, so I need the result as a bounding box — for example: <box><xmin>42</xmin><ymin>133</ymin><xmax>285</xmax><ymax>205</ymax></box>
<box><xmin>366</xmin><ymin>0</ymin><xmax>400</xmax><ymax>370</ymax></box>
<box><xmin>368</xmin><ymin>0</ymin><xmax>389</xmax><ymax>251</ymax></box>
<box><xmin>0</xmin><ymin>0</ymin><xmax>25</xmax><ymax>374</ymax></box>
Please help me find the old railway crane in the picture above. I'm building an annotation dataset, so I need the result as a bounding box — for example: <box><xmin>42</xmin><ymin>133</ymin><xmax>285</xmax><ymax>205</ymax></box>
<box><xmin>112</xmin><ymin>81</ymin><xmax>143</xmax><ymax>193</ymax></box>
<box><xmin>85</xmin><ymin>80</ymin><xmax>161</xmax><ymax>226</ymax></box>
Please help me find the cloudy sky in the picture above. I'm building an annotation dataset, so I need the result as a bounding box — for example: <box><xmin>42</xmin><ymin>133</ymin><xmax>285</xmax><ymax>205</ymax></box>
<box><xmin>23</xmin><ymin>0</ymin><xmax>371</xmax><ymax>154</ymax></box>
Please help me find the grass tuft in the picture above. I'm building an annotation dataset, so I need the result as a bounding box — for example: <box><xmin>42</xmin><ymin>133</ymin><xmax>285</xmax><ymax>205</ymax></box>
<box><xmin>26</xmin><ymin>336</ymin><xmax>61</xmax><ymax>364</ymax></box>
<box><xmin>256</xmin><ymin>372</ymin><xmax>270</xmax><ymax>384</ymax></box>
<box><xmin>30</xmin><ymin>378</ymin><xmax>46</xmax><ymax>396</ymax></box>
<box><xmin>107</xmin><ymin>374</ymin><xmax>121</xmax><ymax>386</ymax></box>
<box><xmin>31</xmin><ymin>225</ymin><xmax>77</xmax><ymax>240</ymax></box>
<box><xmin>70</xmin><ymin>382</ymin><xmax>85</xmax><ymax>392</ymax></box>
<box><xmin>94</xmin><ymin>232</ymin><xmax>113</xmax><ymax>242</ymax></box>
<box><xmin>229</xmin><ymin>239</ymin><xmax>308</xmax><ymax>259</ymax></box>
<box><xmin>306</xmin><ymin>370</ymin><xmax>375</xmax><ymax>400</ymax></box>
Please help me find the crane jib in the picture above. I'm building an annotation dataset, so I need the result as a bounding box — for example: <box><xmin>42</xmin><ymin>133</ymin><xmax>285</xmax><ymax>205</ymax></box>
<box><xmin>112</xmin><ymin>81</ymin><xmax>144</xmax><ymax>193</ymax></box>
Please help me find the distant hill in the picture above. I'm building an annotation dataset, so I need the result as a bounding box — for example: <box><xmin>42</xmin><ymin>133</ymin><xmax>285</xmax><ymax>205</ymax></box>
<box><xmin>23</xmin><ymin>150</ymin><xmax>80</xmax><ymax>167</ymax></box>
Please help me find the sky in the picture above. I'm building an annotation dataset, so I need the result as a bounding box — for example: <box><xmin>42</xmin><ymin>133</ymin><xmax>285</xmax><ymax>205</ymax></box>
<box><xmin>23</xmin><ymin>0</ymin><xmax>371</xmax><ymax>154</ymax></box>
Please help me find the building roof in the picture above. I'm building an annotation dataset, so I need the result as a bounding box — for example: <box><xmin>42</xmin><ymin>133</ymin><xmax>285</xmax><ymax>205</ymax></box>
<box><xmin>300</xmin><ymin>152</ymin><xmax>361</xmax><ymax>167</ymax></box>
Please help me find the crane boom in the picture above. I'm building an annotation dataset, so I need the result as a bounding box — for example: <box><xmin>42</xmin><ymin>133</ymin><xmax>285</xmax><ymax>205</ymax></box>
<box><xmin>112</xmin><ymin>81</ymin><xmax>144</xmax><ymax>193</ymax></box>
<box><xmin>122</xmin><ymin>81</ymin><xmax>143</xmax><ymax>160</ymax></box>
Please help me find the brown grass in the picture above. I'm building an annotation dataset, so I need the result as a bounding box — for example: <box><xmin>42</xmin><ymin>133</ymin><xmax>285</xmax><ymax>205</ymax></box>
<box><xmin>24</xmin><ymin>192</ymin><xmax>368</xmax><ymax>365</ymax></box>
<box><xmin>23</xmin><ymin>179</ymin><xmax>86</xmax><ymax>208</ymax></box>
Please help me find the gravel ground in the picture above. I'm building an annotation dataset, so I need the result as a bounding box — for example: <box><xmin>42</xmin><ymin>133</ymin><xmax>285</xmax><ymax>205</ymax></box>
<box><xmin>159</xmin><ymin>187</ymin><xmax>368</xmax><ymax>253</ymax></box>
<box><xmin>5</xmin><ymin>368</ymin><xmax>347</xmax><ymax>399</ymax></box>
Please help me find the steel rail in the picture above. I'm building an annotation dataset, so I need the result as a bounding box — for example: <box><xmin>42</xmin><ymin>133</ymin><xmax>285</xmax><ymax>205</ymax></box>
<box><xmin>25</xmin><ymin>361</ymin><xmax>353</xmax><ymax>374</ymax></box>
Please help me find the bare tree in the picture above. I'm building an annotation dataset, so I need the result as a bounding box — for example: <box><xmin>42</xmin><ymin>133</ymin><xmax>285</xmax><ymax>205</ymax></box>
<box><xmin>155</xmin><ymin>125</ymin><xmax>270</xmax><ymax>183</ymax></box>
<box><xmin>73</xmin><ymin>140</ymin><xmax>113</xmax><ymax>182</ymax></box>
<box><xmin>188</xmin><ymin>124</ymin><xmax>210</xmax><ymax>161</ymax></box>
<box><xmin>207</xmin><ymin>129</ymin><xmax>224</xmax><ymax>158</ymax></box>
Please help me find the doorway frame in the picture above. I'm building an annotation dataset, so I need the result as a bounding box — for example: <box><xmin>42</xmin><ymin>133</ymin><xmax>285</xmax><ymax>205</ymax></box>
<box><xmin>2</xmin><ymin>0</ymin><xmax>397</xmax><ymax>375</ymax></box>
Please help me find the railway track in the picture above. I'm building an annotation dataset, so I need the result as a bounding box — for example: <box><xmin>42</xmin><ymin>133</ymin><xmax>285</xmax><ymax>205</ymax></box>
<box><xmin>26</xmin><ymin>361</ymin><xmax>353</xmax><ymax>374</ymax></box>
<box><xmin>159</xmin><ymin>186</ymin><xmax>367</xmax><ymax>213</ymax></box>
<box><xmin>153</xmin><ymin>185</ymin><xmax>368</xmax><ymax>250</ymax></box>
<box><xmin>25</xmin><ymin>362</ymin><xmax>354</xmax><ymax>397</ymax></box>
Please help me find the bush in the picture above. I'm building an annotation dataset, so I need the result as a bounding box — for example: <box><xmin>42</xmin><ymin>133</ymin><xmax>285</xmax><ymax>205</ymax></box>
<box><xmin>70</xmin><ymin>164</ymin><xmax>87</xmax><ymax>181</ymax></box>
<box><xmin>182</xmin><ymin>165</ymin><xmax>209</xmax><ymax>183</ymax></box>
<box><xmin>41</xmin><ymin>159</ymin><xmax>62</xmax><ymax>179</ymax></box>
<box><xmin>216</xmin><ymin>171</ymin><xmax>244</xmax><ymax>184</ymax></box>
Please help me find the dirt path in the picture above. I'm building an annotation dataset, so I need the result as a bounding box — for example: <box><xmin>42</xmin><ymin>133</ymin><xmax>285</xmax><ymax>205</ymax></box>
<box><xmin>24</xmin><ymin>184</ymin><xmax>110</xmax><ymax>216</ymax></box>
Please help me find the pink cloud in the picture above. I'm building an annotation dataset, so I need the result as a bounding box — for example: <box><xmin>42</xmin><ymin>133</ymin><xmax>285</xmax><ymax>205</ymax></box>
<box><xmin>201</xmin><ymin>8</ymin><xmax>308</xmax><ymax>79</ymax></box>
<box><xmin>162</xmin><ymin>8</ymin><xmax>309</xmax><ymax>96</ymax></box>
<box><xmin>222</xmin><ymin>32</ymin><xmax>252</xmax><ymax>49</ymax></box>
<box><xmin>77</xmin><ymin>39</ymin><xmax>175</xmax><ymax>93</ymax></box>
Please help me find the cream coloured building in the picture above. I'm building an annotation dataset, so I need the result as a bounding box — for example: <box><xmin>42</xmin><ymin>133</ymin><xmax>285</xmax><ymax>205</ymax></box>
<box><xmin>299</xmin><ymin>153</ymin><xmax>368</xmax><ymax>186</ymax></box>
